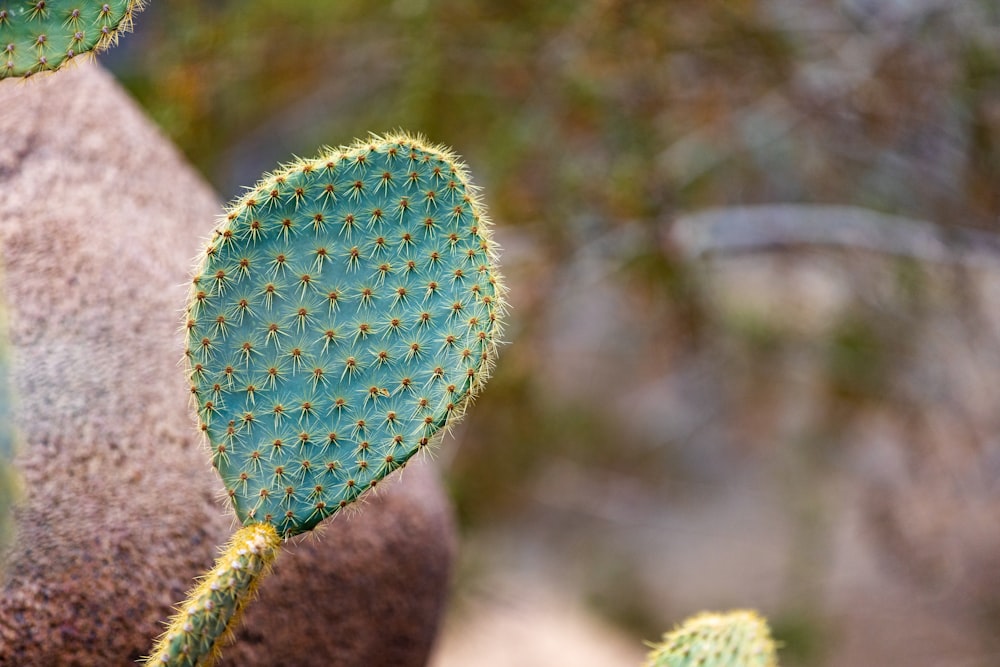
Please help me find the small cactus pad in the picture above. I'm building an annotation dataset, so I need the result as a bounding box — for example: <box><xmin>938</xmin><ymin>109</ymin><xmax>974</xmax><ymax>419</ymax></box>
<box><xmin>0</xmin><ymin>0</ymin><xmax>143</xmax><ymax>79</ymax></box>
<box><xmin>185</xmin><ymin>133</ymin><xmax>504</xmax><ymax>537</ymax></box>
<box><xmin>645</xmin><ymin>610</ymin><xmax>779</xmax><ymax>667</ymax></box>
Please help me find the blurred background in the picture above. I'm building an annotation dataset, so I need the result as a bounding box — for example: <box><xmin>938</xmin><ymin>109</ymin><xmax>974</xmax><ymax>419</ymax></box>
<box><xmin>105</xmin><ymin>1</ymin><xmax>1000</xmax><ymax>665</ymax></box>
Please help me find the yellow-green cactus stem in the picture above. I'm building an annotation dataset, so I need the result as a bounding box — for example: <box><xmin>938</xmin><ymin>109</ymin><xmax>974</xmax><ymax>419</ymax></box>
<box><xmin>645</xmin><ymin>610</ymin><xmax>779</xmax><ymax>667</ymax></box>
<box><xmin>0</xmin><ymin>291</ymin><xmax>16</xmax><ymax>564</ymax></box>
<box><xmin>0</xmin><ymin>0</ymin><xmax>144</xmax><ymax>79</ymax></box>
<box><xmin>146</xmin><ymin>523</ymin><xmax>281</xmax><ymax>667</ymax></box>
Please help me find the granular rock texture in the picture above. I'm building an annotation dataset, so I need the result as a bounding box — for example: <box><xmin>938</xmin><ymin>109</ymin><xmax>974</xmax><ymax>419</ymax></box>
<box><xmin>0</xmin><ymin>62</ymin><xmax>454</xmax><ymax>666</ymax></box>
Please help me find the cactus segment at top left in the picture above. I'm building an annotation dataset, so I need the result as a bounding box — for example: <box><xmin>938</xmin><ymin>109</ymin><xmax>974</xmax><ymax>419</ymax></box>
<box><xmin>0</xmin><ymin>0</ymin><xmax>142</xmax><ymax>79</ymax></box>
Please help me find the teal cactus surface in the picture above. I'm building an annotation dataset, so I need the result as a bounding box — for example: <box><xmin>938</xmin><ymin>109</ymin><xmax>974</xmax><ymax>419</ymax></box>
<box><xmin>0</xmin><ymin>0</ymin><xmax>143</xmax><ymax>79</ymax></box>
<box><xmin>645</xmin><ymin>611</ymin><xmax>779</xmax><ymax>667</ymax></box>
<box><xmin>185</xmin><ymin>132</ymin><xmax>504</xmax><ymax>538</ymax></box>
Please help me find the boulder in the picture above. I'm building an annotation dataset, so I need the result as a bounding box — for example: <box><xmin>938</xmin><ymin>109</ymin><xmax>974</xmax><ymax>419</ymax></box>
<box><xmin>0</xmin><ymin>62</ymin><xmax>454</xmax><ymax>666</ymax></box>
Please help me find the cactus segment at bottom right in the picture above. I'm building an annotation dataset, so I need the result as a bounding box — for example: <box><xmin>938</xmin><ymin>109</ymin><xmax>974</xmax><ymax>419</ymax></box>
<box><xmin>645</xmin><ymin>610</ymin><xmax>778</xmax><ymax>667</ymax></box>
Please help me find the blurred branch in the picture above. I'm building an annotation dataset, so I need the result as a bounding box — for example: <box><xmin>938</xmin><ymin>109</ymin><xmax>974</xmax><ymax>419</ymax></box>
<box><xmin>669</xmin><ymin>204</ymin><xmax>1000</xmax><ymax>268</ymax></box>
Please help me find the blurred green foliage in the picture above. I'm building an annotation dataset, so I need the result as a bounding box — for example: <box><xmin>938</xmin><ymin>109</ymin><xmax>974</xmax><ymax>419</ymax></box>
<box><xmin>111</xmin><ymin>0</ymin><xmax>1000</xmax><ymax>236</ymax></box>
<box><xmin>769</xmin><ymin>611</ymin><xmax>827</xmax><ymax>666</ymax></box>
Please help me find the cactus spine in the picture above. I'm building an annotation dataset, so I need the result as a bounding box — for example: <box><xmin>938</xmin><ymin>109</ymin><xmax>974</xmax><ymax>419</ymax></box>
<box><xmin>0</xmin><ymin>0</ymin><xmax>143</xmax><ymax>79</ymax></box>
<box><xmin>645</xmin><ymin>610</ymin><xmax>779</xmax><ymax>667</ymax></box>
<box><xmin>148</xmin><ymin>132</ymin><xmax>504</xmax><ymax>665</ymax></box>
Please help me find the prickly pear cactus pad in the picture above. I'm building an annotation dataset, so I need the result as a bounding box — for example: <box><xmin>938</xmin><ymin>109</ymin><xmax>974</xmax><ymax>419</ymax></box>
<box><xmin>185</xmin><ymin>133</ymin><xmax>504</xmax><ymax>538</ymax></box>
<box><xmin>0</xmin><ymin>0</ymin><xmax>143</xmax><ymax>79</ymax></box>
<box><xmin>645</xmin><ymin>610</ymin><xmax>779</xmax><ymax>667</ymax></box>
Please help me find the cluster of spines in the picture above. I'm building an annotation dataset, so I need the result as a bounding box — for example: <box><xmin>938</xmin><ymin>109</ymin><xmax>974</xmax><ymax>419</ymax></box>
<box><xmin>145</xmin><ymin>524</ymin><xmax>281</xmax><ymax>667</ymax></box>
<box><xmin>184</xmin><ymin>132</ymin><xmax>505</xmax><ymax>537</ymax></box>
<box><xmin>0</xmin><ymin>0</ymin><xmax>143</xmax><ymax>79</ymax></box>
<box><xmin>645</xmin><ymin>611</ymin><xmax>779</xmax><ymax>667</ymax></box>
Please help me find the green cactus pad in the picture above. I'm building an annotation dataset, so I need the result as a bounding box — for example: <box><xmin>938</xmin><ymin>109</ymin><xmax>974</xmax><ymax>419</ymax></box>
<box><xmin>646</xmin><ymin>610</ymin><xmax>779</xmax><ymax>667</ymax></box>
<box><xmin>185</xmin><ymin>133</ymin><xmax>504</xmax><ymax>538</ymax></box>
<box><xmin>0</xmin><ymin>0</ymin><xmax>143</xmax><ymax>79</ymax></box>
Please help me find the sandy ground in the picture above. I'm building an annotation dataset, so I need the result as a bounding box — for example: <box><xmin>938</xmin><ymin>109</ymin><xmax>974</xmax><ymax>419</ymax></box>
<box><xmin>430</xmin><ymin>575</ymin><xmax>647</xmax><ymax>667</ymax></box>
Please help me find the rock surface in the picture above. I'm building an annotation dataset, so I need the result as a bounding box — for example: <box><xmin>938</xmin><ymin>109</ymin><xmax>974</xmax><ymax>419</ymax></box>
<box><xmin>0</xmin><ymin>62</ymin><xmax>454</xmax><ymax>666</ymax></box>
